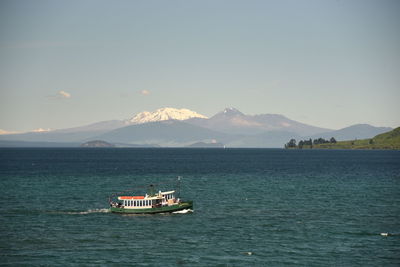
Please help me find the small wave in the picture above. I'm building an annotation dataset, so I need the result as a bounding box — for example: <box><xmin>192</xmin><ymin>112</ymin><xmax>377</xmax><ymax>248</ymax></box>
<box><xmin>380</xmin><ymin>232</ymin><xmax>397</xmax><ymax>237</ymax></box>
<box><xmin>173</xmin><ymin>209</ymin><xmax>194</xmax><ymax>214</ymax></box>
<box><xmin>64</xmin><ymin>208</ymin><xmax>110</xmax><ymax>215</ymax></box>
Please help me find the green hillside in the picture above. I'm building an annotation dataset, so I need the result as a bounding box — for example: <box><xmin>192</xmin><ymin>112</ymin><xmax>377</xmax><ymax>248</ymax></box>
<box><xmin>315</xmin><ymin>127</ymin><xmax>400</xmax><ymax>150</ymax></box>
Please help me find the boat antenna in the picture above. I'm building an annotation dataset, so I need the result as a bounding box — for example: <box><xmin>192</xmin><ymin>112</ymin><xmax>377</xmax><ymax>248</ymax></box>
<box><xmin>177</xmin><ymin>176</ymin><xmax>182</xmax><ymax>198</ymax></box>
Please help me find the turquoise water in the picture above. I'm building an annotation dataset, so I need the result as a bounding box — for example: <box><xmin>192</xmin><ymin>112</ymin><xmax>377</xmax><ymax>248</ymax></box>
<box><xmin>0</xmin><ymin>148</ymin><xmax>399</xmax><ymax>266</ymax></box>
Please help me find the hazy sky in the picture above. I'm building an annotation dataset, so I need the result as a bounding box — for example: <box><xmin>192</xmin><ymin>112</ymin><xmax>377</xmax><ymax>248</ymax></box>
<box><xmin>1</xmin><ymin>0</ymin><xmax>399</xmax><ymax>132</ymax></box>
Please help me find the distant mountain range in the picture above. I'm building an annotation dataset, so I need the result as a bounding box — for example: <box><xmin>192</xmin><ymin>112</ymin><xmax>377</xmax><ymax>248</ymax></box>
<box><xmin>0</xmin><ymin>107</ymin><xmax>393</xmax><ymax>148</ymax></box>
<box><xmin>308</xmin><ymin>124</ymin><xmax>393</xmax><ymax>141</ymax></box>
<box><xmin>187</xmin><ymin>107</ymin><xmax>330</xmax><ymax>136</ymax></box>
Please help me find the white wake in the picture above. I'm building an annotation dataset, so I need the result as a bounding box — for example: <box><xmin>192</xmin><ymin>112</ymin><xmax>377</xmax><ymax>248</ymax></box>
<box><xmin>173</xmin><ymin>209</ymin><xmax>194</xmax><ymax>214</ymax></box>
<box><xmin>65</xmin><ymin>208</ymin><xmax>110</xmax><ymax>215</ymax></box>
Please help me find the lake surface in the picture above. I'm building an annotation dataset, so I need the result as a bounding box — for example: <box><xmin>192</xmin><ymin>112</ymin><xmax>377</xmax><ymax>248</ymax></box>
<box><xmin>0</xmin><ymin>148</ymin><xmax>399</xmax><ymax>266</ymax></box>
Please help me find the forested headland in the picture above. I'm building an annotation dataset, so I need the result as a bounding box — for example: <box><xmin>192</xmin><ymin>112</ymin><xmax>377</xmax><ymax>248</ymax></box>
<box><xmin>284</xmin><ymin>127</ymin><xmax>400</xmax><ymax>150</ymax></box>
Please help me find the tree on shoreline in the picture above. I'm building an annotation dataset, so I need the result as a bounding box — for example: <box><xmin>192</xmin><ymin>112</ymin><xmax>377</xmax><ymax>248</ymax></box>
<box><xmin>284</xmin><ymin>139</ymin><xmax>297</xmax><ymax>148</ymax></box>
<box><xmin>285</xmin><ymin>137</ymin><xmax>337</xmax><ymax>149</ymax></box>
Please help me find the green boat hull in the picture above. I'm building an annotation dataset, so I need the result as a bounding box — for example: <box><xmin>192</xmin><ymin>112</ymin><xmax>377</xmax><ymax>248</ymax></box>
<box><xmin>110</xmin><ymin>201</ymin><xmax>193</xmax><ymax>214</ymax></box>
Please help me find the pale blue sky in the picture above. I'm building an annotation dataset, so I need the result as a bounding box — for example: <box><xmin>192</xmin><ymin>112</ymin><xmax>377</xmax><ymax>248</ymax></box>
<box><xmin>1</xmin><ymin>0</ymin><xmax>399</xmax><ymax>132</ymax></box>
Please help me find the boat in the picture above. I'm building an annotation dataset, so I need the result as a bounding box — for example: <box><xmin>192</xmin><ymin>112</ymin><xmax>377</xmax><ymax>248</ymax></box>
<box><xmin>109</xmin><ymin>179</ymin><xmax>193</xmax><ymax>214</ymax></box>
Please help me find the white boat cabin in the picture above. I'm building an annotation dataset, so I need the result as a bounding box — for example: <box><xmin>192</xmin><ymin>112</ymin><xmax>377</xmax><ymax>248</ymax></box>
<box><xmin>117</xmin><ymin>190</ymin><xmax>178</xmax><ymax>209</ymax></box>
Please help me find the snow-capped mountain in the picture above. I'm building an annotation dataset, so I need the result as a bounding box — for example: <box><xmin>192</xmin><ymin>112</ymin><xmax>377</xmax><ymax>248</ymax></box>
<box><xmin>127</xmin><ymin>107</ymin><xmax>208</xmax><ymax>125</ymax></box>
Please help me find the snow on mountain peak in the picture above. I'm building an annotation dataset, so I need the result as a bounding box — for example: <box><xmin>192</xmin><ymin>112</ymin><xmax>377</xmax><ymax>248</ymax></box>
<box><xmin>31</xmin><ymin>128</ymin><xmax>52</xmax><ymax>133</ymax></box>
<box><xmin>221</xmin><ymin>107</ymin><xmax>244</xmax><ymax>116</ymax></box>
<box><xmin>0</xmin><ymin>129</ymin><xmax>20</xmax><ymax>135</ymax></box>
<box><xmin>127</xmin><ymin>107</ymin><xmax>208</xmax><ymax>125</ymax></box>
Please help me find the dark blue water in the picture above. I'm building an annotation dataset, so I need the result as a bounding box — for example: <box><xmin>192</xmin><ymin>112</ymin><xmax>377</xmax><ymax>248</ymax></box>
<box><xmin>0</xmin><ymin>148</ymin><xmax>399</xmax><ymax>266</ymax></box>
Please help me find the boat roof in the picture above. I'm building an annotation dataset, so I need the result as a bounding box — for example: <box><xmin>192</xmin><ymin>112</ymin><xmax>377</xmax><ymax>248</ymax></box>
<box><xmin>117</xmin><ymin>191</ymin><xmax>175</xmax><ymax>200</ymax></box>
<box><xmin>118</xmin><ymin>196</ymin><xmax>145</xmax><ymax>200</ymax></box>
<box><xmin>161</xmin><ymin>190</ymin><xmax>175</xmax><ymax>195</ymax></box>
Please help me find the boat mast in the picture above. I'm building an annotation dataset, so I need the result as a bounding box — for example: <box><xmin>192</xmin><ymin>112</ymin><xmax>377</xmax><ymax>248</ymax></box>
<box><xmin>148</xmin><ymin>184</ymin><xmax>155</xmax><ymax>197</ymax></box>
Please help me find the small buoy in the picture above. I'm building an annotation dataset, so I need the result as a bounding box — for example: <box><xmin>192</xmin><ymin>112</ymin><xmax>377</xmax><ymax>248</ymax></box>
<box><xmin>380</xmin><ymin>233</ymin><xmax>389</xmax><ymax>236</ymax></box>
